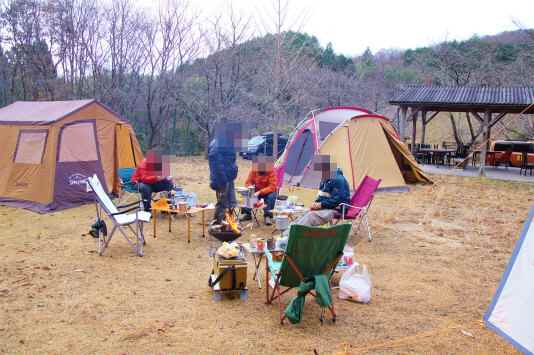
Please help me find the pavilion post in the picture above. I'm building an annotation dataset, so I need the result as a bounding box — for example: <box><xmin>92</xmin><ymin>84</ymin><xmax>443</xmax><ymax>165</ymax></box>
<box><xmin>478</xmin><ymin>110</ymin><xmax>491</xmax><ymax>177</ymax></box>
<box><xmin>400</xmin><ymin>106</ymin><xmax>407</xmax><ymax>142</ymax></box>
<box><xmin>411</xmin><ymin>108</ymin><xmax>418</xmax><ymax>154</ymax></box>
<box><xmin>486</xmin><ymin>125</ymin><xmax>492</xmax><ymax>150</ymax></box>
<box><xmin>421</xmin><ymin>110</ymin><xmax>427</xmax><ymax>144</ymax></box>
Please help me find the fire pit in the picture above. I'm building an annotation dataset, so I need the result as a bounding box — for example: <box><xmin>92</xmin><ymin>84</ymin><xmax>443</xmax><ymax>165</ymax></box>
<box><xmin>208</xmin><ymin>210</ymin><xmax>242</xmax><ymax>243</ymax></box>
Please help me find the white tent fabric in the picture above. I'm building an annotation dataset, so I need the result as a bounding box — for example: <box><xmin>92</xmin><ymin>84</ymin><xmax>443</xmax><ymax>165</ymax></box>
<box><xmin>485</xmin><ymin>205</ymin><xmax>534</xmax><ymax>354</ymax></box>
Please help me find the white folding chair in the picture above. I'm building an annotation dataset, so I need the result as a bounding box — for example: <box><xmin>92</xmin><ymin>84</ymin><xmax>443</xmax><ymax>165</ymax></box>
<box><xmin>87</xmin><ymin>174</ymin><xmax>150</xmax><ymax>257</ymax></box>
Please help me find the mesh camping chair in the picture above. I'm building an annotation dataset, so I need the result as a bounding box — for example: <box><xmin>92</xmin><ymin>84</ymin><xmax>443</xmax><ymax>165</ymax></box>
<box><xmin>116</xmin><ymin>167</ymin><xmax>139</xmax><ymax>205</ymax></box>
<box><xmin>265</xmin><ymin>224</ymin><xmax>351</xmax><ymax>325</ymax></box>
<box><xmin>335</xmin><ymin>175</ymin><xmax>381</xmax><ymax>242</ymax></box>
<box><xmin>118</xmin><ymin>167</ymin><xmax>138</xmax><ymax>193</ymax></box>
<box><xmin>87</xmin><ymin>174</ymin><xmax>150</xmax><ymax>257</ymax></box>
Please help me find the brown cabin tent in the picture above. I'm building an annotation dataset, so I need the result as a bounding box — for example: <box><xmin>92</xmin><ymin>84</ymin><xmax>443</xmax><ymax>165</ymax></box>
<box><xmin>0</xmin><ymin>99</ymin><xmax>143</xmax><ymax>212</ymax></box>
<box><xmin>276</xmin><ymin>106</ymin><xmax>431</xmax><ymax>191</ymax></box>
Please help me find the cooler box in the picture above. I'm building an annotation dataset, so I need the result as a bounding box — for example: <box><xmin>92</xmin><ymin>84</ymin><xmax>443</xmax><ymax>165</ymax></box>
<box><xmin>212</xmin><ymin>255</ymin><xmax>248</xmax><ymax>290</ymax></box>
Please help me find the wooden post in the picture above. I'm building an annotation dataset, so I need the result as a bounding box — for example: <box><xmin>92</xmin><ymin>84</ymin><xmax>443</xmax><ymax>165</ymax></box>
<box><xmin>479</xmin><ymin>110</ymin><xmax>491</xmax><ymax>177</ymax></box>
<box><xmin>466</xmin><ymin>112</ymin><xmax>474</xmax><ymax>139</ymax></box>
<box><xmin>449</xmin><ymin>113</ymin><xmax>462</xmax><ymax>147</ymax></box>
<box><xmin>187</xmin><ymin>214</ymin><xmax>192</xmax><ymax>243</ymax></box>
<box><xmin>421</xmin><ymin>110</ymin><xmax>427</xmax><ymax>144</ymax></box>
<box><xmin>411</xmin><ymin>108</ymin><xmax>418</xmax><ymax>154</ymax></box>
<box><xmin>400</xmin><ymin>106</ymin><xmax>407</xmax><ymax>142</ymax></box>
<box><xmin>486</xmin><ymin>125</ymin><xmax>492</xmax><ymax>150</ymax></box>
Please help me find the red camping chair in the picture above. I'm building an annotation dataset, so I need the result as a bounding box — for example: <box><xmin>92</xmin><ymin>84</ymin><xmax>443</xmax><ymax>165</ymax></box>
<box><xmin>334</xmin><ymin>175</ymin><xmax>381</xmax><ymax>242</ymax></box>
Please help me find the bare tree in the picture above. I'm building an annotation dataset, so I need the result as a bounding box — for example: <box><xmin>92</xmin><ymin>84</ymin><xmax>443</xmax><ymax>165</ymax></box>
<box><xmin>180</xmin><ymin>4</ymin><xmax>253</xmax><ymax>153</ymax></box>
<box><xmin>138</xmin><ymin>0</ymin><xmax>200</xmax><ymax>148</ymax></box>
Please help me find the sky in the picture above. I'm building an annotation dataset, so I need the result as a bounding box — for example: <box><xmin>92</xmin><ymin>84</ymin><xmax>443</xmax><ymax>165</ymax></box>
<box><xmin>139</xmin><ymin>0</ymin><xmax>534</xmax><ymax>56</ymax></box>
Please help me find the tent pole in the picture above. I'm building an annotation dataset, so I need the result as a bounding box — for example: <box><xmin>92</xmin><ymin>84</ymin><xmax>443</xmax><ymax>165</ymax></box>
<box><xmin>345</xmin><ymin>126</ymin><xmax>356</xmax><ymax>190</ymax></box>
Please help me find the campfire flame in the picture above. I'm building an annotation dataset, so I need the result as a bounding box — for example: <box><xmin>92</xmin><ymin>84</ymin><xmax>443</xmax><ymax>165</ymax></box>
<box><xmin>225</xmin><ymin>211</ymin><xmax>241</xmax><ymax>236</ymax></box>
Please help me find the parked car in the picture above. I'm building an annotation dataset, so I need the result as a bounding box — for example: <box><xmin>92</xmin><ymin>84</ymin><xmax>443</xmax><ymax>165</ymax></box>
<box><xmin>241</xmin><ymin>132</ymin><xmax>288</xmax><ymax>160</ymax></box>
<box><xmin>491</xmin><ymin>140</ymin><xmax>534</xmax><ymax>167</ymax></box>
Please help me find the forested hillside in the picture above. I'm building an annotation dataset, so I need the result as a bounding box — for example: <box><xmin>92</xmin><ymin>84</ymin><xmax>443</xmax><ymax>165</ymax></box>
<box><xmin>0</xmin><ymin>0</ymin><xmax>533</xmax><ymax>153</ymax></box>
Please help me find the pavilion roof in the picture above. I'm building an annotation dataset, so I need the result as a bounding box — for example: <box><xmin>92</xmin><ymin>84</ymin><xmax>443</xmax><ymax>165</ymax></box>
<box><xmin>390</xmin><ymin>86</ymin><xmax>534</xmax><ymax>113</ymax></box>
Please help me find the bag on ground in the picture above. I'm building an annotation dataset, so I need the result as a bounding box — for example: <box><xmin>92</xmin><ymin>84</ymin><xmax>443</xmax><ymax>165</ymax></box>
<box><xmin>338</xmin><ymin>263</ymin><xmax>372</xmax><ymax>303</ymax></box>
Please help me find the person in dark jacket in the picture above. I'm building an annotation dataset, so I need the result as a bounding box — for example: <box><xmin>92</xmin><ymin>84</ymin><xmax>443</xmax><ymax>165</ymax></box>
<box><xmin>282</xmin><ymin>155</ymin><xmax>350</xmax><ymax>238</ymax></box>
<box><xmin>208</xmin><ymin>123</ymin><xmax>242</xmax><ymax>224</ymax></box>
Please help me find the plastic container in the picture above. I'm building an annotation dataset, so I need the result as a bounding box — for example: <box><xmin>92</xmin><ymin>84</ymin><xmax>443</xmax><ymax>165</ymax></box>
<box><xmin>274</xmin><ymin>197</ymin><xmax>288</xmax><ymax>210</ymax></box>
<box><xmin>342</xmin><ymin>245</ymin><xmax>354</xmax><ymax>266</ymax></box>
<box><xmin>287</xmin><ymin>195</ymin><xmax>298</xmax><ymax>208</ymax></box>
<box><xmin>256</xmin><ymin>238</ymin><xmax>265</xmax><ymax>251</ymax></box>
<box><xmin>276</xmin><ymin>237</ymin><xmax>288</xmax><ymax>250</ymax></box>
<box><xmin>174</xmin><ymin>191</ymin><xmax>197</xmax><ymax>208</ymax></box>
<box><xmin>274</xmin><ymin>215</ymin><xmax>289</xmax><ymax>231</ymax></box>
<box><xmin>237</xmin><ymin>187</ymin><xmax>257</xmax><ymax>208</ymax></box>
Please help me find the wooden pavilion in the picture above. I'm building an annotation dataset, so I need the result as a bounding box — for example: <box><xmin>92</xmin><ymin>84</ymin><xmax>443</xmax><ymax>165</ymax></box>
<box><xmin>389</xmin><ymin>86</ymin><xmax>534</xmax><ymax>176</ymax></box>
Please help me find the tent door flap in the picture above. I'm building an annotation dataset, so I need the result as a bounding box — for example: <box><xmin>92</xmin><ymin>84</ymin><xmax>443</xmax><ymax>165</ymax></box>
<box><xmin>53</xmin><ymin>120</ymin><xmax>107</xmax><ymax>208</ymax></box>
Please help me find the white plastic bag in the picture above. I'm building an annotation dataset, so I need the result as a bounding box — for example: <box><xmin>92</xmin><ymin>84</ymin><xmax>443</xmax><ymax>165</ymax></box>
<box><xmin>338</xmin><ymin>263</ymin><xmax>372</xmax><ymax>303</ymax></box>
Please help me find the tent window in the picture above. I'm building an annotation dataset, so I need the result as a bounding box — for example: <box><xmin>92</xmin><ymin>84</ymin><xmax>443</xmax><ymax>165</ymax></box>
<box><xmin>14</xmin><ymin>130</ymin><xmax>48</xmax><ymax>164</ymax></box>
<box><xmin>59</xmin><ymin>122</ymin><xmax>98</xmax><ymax>162</ymax></box>
<box><xmin>285</xmin><ymin>129</ymin><xmax>315</xmax><ymax>176</ymax></box>
<box><xmin>318</xmin><ymin>121</ymin><xmax>339</xmax><ymax>140</ymax></box>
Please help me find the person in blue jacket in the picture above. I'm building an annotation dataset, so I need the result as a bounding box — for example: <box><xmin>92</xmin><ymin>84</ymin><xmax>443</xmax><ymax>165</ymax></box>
<box><xmin>282</xmin><ymin>154</ymin><xmax>350</xmax><ymax>238</ymax></box>
<box><xmin>208</xmin><ymin>122</ymin><xmax>243</xmax><ymax>224</ymax></box>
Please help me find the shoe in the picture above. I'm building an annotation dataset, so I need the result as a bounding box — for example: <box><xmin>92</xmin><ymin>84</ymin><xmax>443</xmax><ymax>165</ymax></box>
<box><xmin>240</xmin><ymin>214</ymin><xmax>252</xmax><ymax>222</ymax></box>
<box><xmin>264</xmin><ymin>216</ymin><xmax>272</xmax><ymax>226</ymax></box>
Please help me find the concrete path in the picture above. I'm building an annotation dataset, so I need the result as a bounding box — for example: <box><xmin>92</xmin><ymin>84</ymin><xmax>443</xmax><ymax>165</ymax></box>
<box><xmin>421</xmin><ymin>164</ymin><xmax>534</xmax><ymax>183</ymax></box>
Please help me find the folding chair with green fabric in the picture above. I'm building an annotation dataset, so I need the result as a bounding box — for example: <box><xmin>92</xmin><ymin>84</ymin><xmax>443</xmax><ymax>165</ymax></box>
<box><xmin>265</xmin><ymin>223</ymin><xmax>351</xmax><ymax>325</ymax></box>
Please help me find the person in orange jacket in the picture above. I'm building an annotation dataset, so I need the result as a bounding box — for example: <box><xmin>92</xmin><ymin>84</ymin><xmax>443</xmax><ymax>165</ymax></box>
<box><xmin>241</xmin><ymin>155</ymin><xmax>277</xmax><ymax>225</ymax></box>
<box><xmin>131</xmin><ymin>151</ymin><xmax>173</xmax><ymax>212</ymax></box>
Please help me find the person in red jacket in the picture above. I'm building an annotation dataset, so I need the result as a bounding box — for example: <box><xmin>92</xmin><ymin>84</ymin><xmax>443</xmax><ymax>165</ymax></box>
<box><xmin>132</xmin><ymin>151</ymin><xmax>173</xmax><ymax>212</ymax></box>
<box><xmin>241</xmin><ymin>155</ymin><xmax>277</xmax><ymax>225</ymax></box>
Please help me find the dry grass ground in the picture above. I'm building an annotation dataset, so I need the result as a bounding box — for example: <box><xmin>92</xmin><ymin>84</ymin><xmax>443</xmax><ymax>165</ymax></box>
<box><xmin>1</xmin><ymin>157</ymin><xmax>532</xmax><ymax>354</ymax></box>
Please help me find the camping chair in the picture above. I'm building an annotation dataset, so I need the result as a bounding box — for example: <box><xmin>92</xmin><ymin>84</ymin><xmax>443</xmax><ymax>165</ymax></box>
<box><xmin>118</xmin><ymin>167</ymin><xmax>138</xmax><ymax>193</ymax></box>
<box><xmin>87</xmin><ymin>174</ymin><xmax>150</xmax><ymax>257</ymax></box>
<box><xmin>116</xmin><ymin>167</ymin><xmax>139</xmax><ymax>205</ymax></box>
<box><xmin>334</xmin><ymin>175</ymin><xmax>381</xmax><ymax>242</ymax></box>
<box><xmin>265</xmin><ymin>224</ymin><xmax>351</xmax><ymax>325</ymax></box>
